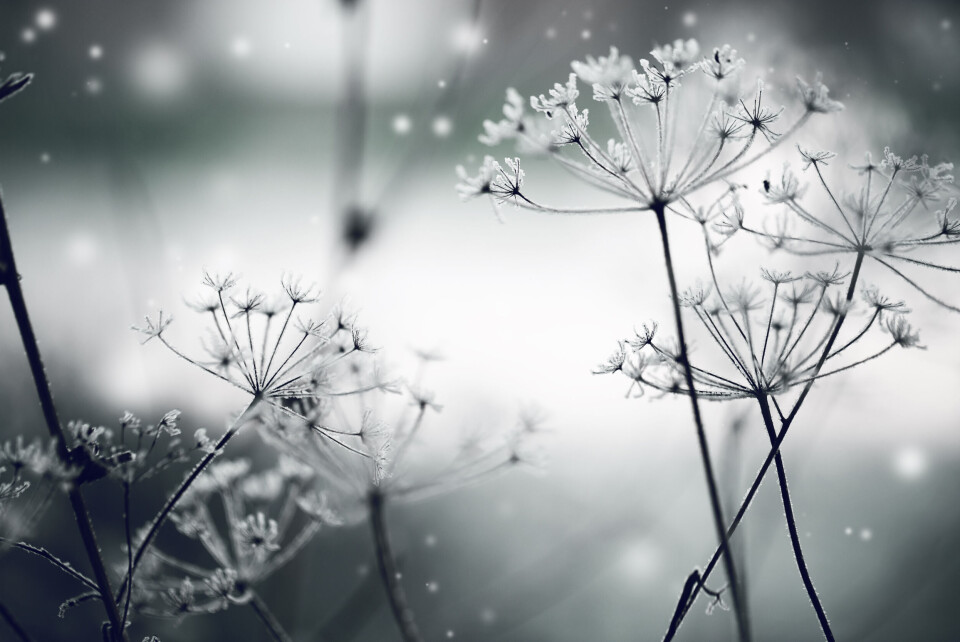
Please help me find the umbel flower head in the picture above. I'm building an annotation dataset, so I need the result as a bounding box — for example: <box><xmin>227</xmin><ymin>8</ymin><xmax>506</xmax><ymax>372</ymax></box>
<box><xmin>130</xmin><ymin>456</ymin><xmax>323</xmax><ymax>619</ymax></box>
<box><xmin>596</xmin><ymin>271</ymin><xmax>921</xmax><ymax>401</ymax></box>
<box><xmin>133</xmin><ymin>272</ymin><xmax>396</xmax><ymax>457</ymax></box>
<box><xmin>731</xmin><ymin>146</ymin><xmax>959</xmax><ymax>311</ymax></box>
<box><xmin>457</xmin><ymin>41</ymin><xmax>841</xmax><ymax>217</ymax></box>
<box><xmin>62</xmin><ymin>410</ymin><xmax>216</xmax><ymax>486</ymax></box>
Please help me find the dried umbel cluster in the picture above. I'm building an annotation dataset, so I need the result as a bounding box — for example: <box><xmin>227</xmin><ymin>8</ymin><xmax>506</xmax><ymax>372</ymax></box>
<box><xmin>0</xmin><ymin>436</ymin><xmax>66</xmax><ymax>542</ymax></box>
<box><xmin>134</xmin><ymin>272</ymin><xmax>388</xmax><ymax>409</ymax></box>
<box><xmin>258</xmin><ymin>374</ymin><xmax>545</xmax><ymax>516</ymax></box>
<box><xmin>129</xmin><ymin>456</ymin><xmax>323</xmax><ymax>620</ymax></box>
<box><xmin>740</xmin><ymin>146</ymin><xmax>958</xmax><ymax>310</ymax></box>
<box><xmin>598</xmin><ymin>272</ymin><xmax>922</xmax><ymax>402</ymax></box>
<box><xmin>457</xmin><ymin>41</ymin><xmax>841</xmax><ymax>217</ymax></box>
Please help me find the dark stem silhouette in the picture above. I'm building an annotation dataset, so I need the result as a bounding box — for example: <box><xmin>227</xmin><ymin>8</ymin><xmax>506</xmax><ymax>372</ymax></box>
<box><xmin>654</xmin><ymin>204</ymin><xmax>750</xmax><ymax>642</ymax></box>
<box><xmin>368</xmin><ymin>490</ymin><xmax>423</xmax><ymax>642</ymax></box>
<box><xmin>0</xmin><ymin>195</ymin><xmax>127</xmax><ymax>641</ymax></box>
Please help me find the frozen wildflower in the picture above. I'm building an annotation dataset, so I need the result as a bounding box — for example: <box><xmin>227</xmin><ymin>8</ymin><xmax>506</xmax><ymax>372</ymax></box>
<box><xmin>763</xmin><ymin>165</ymin><xmax>806</xmax><ymax>203</ymax></box>
<box><xmin>460</xmin><ymin>39</ymin><xmax>840</xmax><ymax>216</ymax></box>
<box><xmin>796</xmin><ymin>72</ymin><xmax>844</xmax><ymax>114</ymax></box>
<box><xmin>455</xmin><ymin>155</ymin><xmax>498</xmax><ymax>200</ymax></box>
<box><xmin>236</xmin><ymin>512</ymin><xmax>281</xmax><ymax>562</ymax></box>
<box><xmin>479</xmin><ymin>87</ymin><xmax>526</xmax><ymax>146</ymax></box>
<box><xmin>551</xmin><ymin>107</ymin><xmax>590</xmax><ymax>146</ymax></box>
<box><xmin>530</xmin><ymin>73</ymin><xmax>579</xmax><ymax>118</ymax></box>
<box><xmin>797</xmin><ymin>146</ymin><xmax>837</xmax><ymax>170</ymax></box>
<box><xmin>701</xmin><ymin>45</ymin><xmax>745</xmax><ymax>82</ymax></box>
<box><xmin>63</xmin><ymin>410</ymin><xmax>208</xmax><ymax>485</ymax></box>
<box><xmin>258</xmin><ymin>357</ymin><xmax>544</xmax><ymax>522</ymax></box>
<box><xmin>134</xmin><ymin>457</ymin><xmax>327</xmax><ymax>619</ymax></box>
<box><xmin>884</xmin><ymin>315</ymin><xmax>924</xmax><ymax>348</ymax></box>
<box><xmin>489</xmin><ymin>157</ymin><xmax>525</xmax><ymax>206</ymax></box>
<box><xmin>731</xmin><ymin>80</ymin><xmax>784</xmax><ymax>143</ymax></box>
<box><xmin>749</xmin><ymin>147</ymin><xmax>960</xmax><ymax>311</ymax></box>
<box><xmin>598</xmin><ymin>272</ymin><xmax>921</xmax><ymax>400</ymax></box>
<box><xmin>572</xmin><ymin>47</ymin><xmax>634</xmax><ymax>101</ymax></box>
<box><xmin>136</xmin><ymin>272</ymin><xmax>396</xmax><ymax>456</ymax></box>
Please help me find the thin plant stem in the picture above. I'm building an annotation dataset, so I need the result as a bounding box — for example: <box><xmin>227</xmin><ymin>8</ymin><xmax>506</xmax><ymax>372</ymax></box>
<box><xmin>0</xmin><ymin>196</ymin><xmax>127</xmax><ymax>641</ymax></box>
<box><xmin>249</xmin><ymin>591</ymin><xmax>293</xmax><ymax>642</ymax></box>
<box><xmin>0</xmin><ymin>537</ymin><xmax>99</xmax><ymax>591</ymax></box>
<box><xmin>0</xmin><ymin>600</ymin><xmax>33</xmax><ymax>642</ymax></box>
<box><xmin>368</xmin><ymin>490</ymin><xmax>423</xmax><ymax>642</ymax></box>
<box><xmin>121</xmin><ymin>483</ymin><xmax>134</xmax><ymax>631</ymax></box>
<box><xmin>757</xmin><ymin>394</ymin><xmax>834</xmax><ymax>641</ymax></box>
<box><xmin>654</xmin><ymin>204</ymin><xmax>750</xmax><ymax>642</ymax></box>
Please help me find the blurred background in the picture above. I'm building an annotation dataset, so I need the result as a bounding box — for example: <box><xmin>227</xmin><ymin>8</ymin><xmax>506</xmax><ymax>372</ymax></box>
<box><xmin>1</xmin><ymin>0</ymin><xmax>959</xmax><ymax>640</ymax></box>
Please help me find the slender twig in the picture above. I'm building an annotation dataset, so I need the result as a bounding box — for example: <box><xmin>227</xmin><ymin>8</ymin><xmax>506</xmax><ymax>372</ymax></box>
<box><xmin>654</xmin><ymin>204</ymin><xmax>750</xmax><ymax>642</ymax></box>
<box><xmin>0</xmin><ymin>599</ymin><xmax>33</xmax><ymax>642</ymax></box>
<box><xmin>249</xmin><ymin>591</ymin><xmax>293</xmax><ymax>642</ymax></box>
<box><xmin>0</xmin><ymin>537</ymin><xmax>99</xmax><ymax>591</ymax></box>
<box><xmin>121</xmin><ymin>483</ymin><xmax>134</xmax><ymax>630</ymax></box>
<box><xmin>756</xmin><ymin>394</ymin><xmax>834</xmax><ymax>641</ymax></box>
<box><xmin>0</xmin><ymin>195</ymin><xmax>127</xmax><ymax>641</ymax></box>
<box><xmin>368</xmin><ymin>490</ymin><xmax>423</xmax><ymax>642</ymax></box>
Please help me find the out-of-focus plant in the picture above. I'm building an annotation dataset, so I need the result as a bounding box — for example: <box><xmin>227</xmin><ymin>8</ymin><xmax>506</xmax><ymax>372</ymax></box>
<box><xmin>258</xmin><ymin>352</ymin><xmax>545</xmax><ymax>641</ymax></box>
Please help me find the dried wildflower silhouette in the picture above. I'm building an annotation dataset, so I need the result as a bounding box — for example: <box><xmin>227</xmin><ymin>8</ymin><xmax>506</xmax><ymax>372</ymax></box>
<box><xmin>746</xmin><ymin>146</ymin><xmax>958</xmax><ymax>311</ymax></box>
<box><xmin>458</xmin><ymin>40</ymin><xmax>842</xmax><ymax>640</ymax></box>
<box><xmin>120</xmin><ymin>273</ymin><xmax>392</xmax><ymax>624</ymax></box>
<box><xmin>257</xmin><ymin>352</ymin><xmax>544</xmax><ymax>642</ymax></box>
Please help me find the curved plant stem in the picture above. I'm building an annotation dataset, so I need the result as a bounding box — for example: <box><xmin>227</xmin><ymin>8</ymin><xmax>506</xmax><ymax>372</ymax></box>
<box><xmin>0</xmin><ymin>537</ymin><xmax>99</xmax><ymax>591</ymax></box>
<box><xmin>0</xmin><ymin>599</ymin><xmax>33</xmax><ymax>642</ymax></box>
<box><xmin>249</xmin><ymin>591</ymin><xmax>293</xmax><ymax>642</ymax></box>
<box><xmin>368</xmin><ymin>490</ymin><xmax>423</xmax><ymax>642</ymax></box>
<box><xmin>664</xmin><ymin>251</ymin><xmax>865</xmax><ymax>640</ymax></box>
<box><xmin>757</xmin><ymin>394</ymin><xmax>834</xmax><ymax>640</ymax></box>
<box><xmin>0</xmin><ymin>196</ymin><xmax>127</xmax><ymax>641</ymax></box>
<box><xmin>654</xmin><ymin>205</ymin><xmax>750</xmax><ymax>642</ymax></box>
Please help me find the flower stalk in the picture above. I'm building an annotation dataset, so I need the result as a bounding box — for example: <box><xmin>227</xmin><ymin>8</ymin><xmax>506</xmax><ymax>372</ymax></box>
<box><xmin>0</xmin><ymin>195</ymin><xmax>128</xmax><ymax>641</ymax></box>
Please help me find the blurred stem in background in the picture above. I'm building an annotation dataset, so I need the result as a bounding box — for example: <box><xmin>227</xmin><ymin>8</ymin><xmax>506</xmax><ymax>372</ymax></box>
<box><xmin>368</xmin><ymin>490</ymin><xmax>424</xmax><ymax>642</ymax></box>
<box><xmin>249</xmin><ymin>591</ymin><xmax>294</xmax><ymax>642</ymax></box>
<box><xmin>0</xmin><ymin>194</ymin><xmax>128</xmax><ymax>641</ymax></box>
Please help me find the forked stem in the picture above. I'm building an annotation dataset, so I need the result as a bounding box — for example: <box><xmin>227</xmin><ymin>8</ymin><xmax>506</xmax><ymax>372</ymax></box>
<box><xmin>757</xmin><ymin>394</ymin><xmax>834</xmax><ymax>641</ymax></box>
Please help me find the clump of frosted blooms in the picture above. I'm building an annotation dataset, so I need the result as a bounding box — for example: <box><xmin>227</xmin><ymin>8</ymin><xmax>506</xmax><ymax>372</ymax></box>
<box><xmin>133</xmin><ymin>272</ymin><xmax>397</xmax><ymax>455</ymax></box>
<box><xmin>131</xmin><ymin>456</ymin><xmax>324</xmax><ymax>619</ymax></box>
<box><xmin>736</xmin><ymin>146</ymin><xmax>959</xmax><ymax>311</ymax></box>
<box><xmin>597</xmin><ymin>270</ymin><xmax>922</xmax><ymax>400</ymax></box>
<box><xmin>457</xmin><ymin>40</ymin><xmax>841</xmax><ymax>218</ymax></box>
